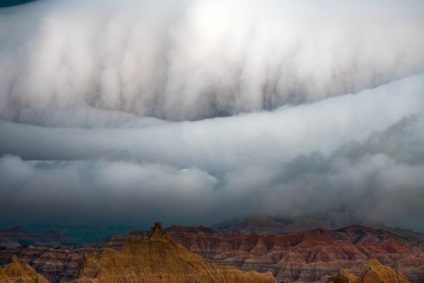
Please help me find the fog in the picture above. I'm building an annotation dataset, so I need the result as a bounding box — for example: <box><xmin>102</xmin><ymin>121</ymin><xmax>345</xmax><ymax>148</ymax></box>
<box><xmin>0</xmin><ymin>0</ymin><xmax>424</xmax><ymax>231</ymax></box>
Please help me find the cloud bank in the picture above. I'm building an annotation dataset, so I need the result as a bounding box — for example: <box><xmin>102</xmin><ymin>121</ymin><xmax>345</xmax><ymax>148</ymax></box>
<box><xmin>1</xmin><ymin>0</ymin><xmax>424</xmax><ymax>121</ymax></box>
<box><xmin>0</xmin><ymin>0</ymin><xmax>424</xmax><ymax>231</ymax></box>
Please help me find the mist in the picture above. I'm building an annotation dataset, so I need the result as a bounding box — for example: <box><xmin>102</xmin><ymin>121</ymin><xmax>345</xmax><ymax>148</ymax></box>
<box><xmin>0</xmin><ymin>0</ymin><xmax>424</xmax><ymax>231</ymax></box>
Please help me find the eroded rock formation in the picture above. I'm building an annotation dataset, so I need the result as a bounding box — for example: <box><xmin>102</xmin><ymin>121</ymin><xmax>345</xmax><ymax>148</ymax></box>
<box><xmin>1</xmin><ymin>222</ymin><xmax>423</xmax><ymax>283</ymax></box>
<box><xmin>327</xmin><ymin>258</ymin><xmax>409</xmax><ymax>283</ymax></box>
<box><xmin>105</xmin><ymin>224</ymin><xmax>424</xmax><ymax>282</ymax></box>
<box><xmin>0</xmin><ymin>255</ymin><xmax>49</xmax><ymax>283</ymax></box>
<box><xmin>71</xmin><ymin>222</ymin><xmax>275</xmax><ymax>283</ymax></box>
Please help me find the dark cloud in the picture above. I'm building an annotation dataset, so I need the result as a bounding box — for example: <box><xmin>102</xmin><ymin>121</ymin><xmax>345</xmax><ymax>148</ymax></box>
<box><xmin>0</xmin><ymin>0</ymin><xmax>37</xmax><ymax>8</ymax></box>
<box><xmin>0</xmin><ymin>0</ymin><xmax>424</xmax><ymax>231</ymax></box>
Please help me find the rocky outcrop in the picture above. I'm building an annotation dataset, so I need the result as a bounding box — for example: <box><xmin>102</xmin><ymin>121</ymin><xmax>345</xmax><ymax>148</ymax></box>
<box><xmin>327</xmin><ymin>268</ymin><xmax>358</xmax><ymax>283</ymax></box>
<box><xmin>0</xmin><ymin>255</ymin><xmax>49</xmax><ymax>283</ymax></box>
<box><xmin>360</xmin><ymin>259</ymin><xmax>409</xmax><ymax>283</ymax></box>
<box><xmin>104</xmin><ymin>224</ymin><xmax>423</xmax><ymax>283</ymax></box>
<box><xmin>71</xmin><ymin>223</ymin><xmax>275</xmax><ymax>283</ymax></box>
<box><xmin>1</xmin><ymin>223</ymin><xmax>423</xmax><ymax>283</ymax></box>
<box><xmin>327</xmin><ymin>258</ymin><xmax>409</xmax><ymax>283</ymax></box>
<box><xmin>0</xmin><ymin>246</ymin><xmax>93</xmax><ymax>283</ymax></box>
<box><xmin>176</xmin><ymin>225</ymin><xmax>424</xmax><ymax>282</ymax></box>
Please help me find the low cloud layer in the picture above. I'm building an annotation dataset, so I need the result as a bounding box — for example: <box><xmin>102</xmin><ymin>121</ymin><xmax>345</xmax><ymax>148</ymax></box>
<box><xmin>1</xmin><ymin>114</ymin><xmax>424</xmax><ymax>229</ymax></box>
<box><xmin>0</xmin><ymin>0</ymin><xmax>424</xmax><ymax>231</ymax></box>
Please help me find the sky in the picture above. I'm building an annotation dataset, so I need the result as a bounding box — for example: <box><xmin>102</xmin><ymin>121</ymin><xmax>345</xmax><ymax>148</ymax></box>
<box><xmin>0</xmin><ymin>0</ymin><xmax>424</xmax><ymax>231</ymax></box>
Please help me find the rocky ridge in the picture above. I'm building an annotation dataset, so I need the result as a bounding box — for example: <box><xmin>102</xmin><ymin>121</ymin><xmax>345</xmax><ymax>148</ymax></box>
<box><xmin>327</xmin><ymin>258</ymin><xmax>409</xmax><ymax>283</ymax></box>
<box><xmin>71</xmin><ymin>222</ymin><xmax>275</xmax><ymax>283</ymax></box>
<box><xmin>1</xmin><ymin>222</ymin><xmax>423</xmax><ymax>283</ymax></box>
<box><xmin>0</xmin><ymin>255</ymin><xmax>49</xmax><ymax>283</ymax></box>
<box><xmin>103</xmin><ymin>224</ymin><xmax>424</xmax><ymax>282</ymax></box>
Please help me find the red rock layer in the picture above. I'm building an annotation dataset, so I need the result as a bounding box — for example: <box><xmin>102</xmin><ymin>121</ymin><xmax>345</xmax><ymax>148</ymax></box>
<box><xmin>103</xmin><ymin>225</ymin><xmax>424</xmax><ymax>283</ymax></box>
<box><xmin>1</xmin><ymin>224</ymin><xmax>423</xmax><ymax>283</ymax></box>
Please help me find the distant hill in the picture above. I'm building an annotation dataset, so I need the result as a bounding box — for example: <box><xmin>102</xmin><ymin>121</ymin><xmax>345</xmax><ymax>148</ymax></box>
<box><xmin>0</xmin><ymin>226</ymin><xmax>75</xmax><ymax>248</ymax></box>
<box><xmin>213</xmin><ymin>216</ymin><xmax>337</xmax><ymax>234</ymax></box>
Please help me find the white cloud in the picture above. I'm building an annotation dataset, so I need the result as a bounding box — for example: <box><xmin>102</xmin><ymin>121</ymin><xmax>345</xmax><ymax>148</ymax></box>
<box><xmin>1</xmin><ymin>0</ymin><xmax>424</xmax><ymax>231</ymax></box>
<box><xmin>1</xmin><ymin>0</ymin><xmax>424</xmax><ymax>121</ymax></box>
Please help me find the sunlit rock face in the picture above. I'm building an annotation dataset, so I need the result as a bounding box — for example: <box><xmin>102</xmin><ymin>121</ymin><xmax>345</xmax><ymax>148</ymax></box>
<box><xmin>0</xmin><ymin>255</ymin><xmax>49</xmax><ymax>283</ymax></box>
<box><xmin>327</xmin><ymin>259</ymin><xmax>410</xmax><ymax>283</ymax></box>
<box><xmin>70</xmin><ymin>223</ymin><xmax>276</xmax><ymax>283</ymax></box>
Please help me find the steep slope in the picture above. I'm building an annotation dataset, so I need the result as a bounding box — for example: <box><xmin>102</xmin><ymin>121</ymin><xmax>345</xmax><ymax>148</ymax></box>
<box><xmin>0</xmin><ymin>255</ymin><xmax>49</xmax><ymax>283</ymax></box>
<box><xmin>71</xmin><ymin>222</ymin><xmax>275</xmax><ymax>283</ymax></box>
<box><xmin>327</xmin><ymin>258</ymin><xmax>409</xmax><ymax>283</ymax></box>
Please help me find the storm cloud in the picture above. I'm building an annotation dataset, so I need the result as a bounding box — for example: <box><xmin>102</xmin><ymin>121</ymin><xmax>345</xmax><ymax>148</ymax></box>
<box><xmin>0</xmin><ymin>0</ymin><xmax>424</xmax><ymax>231</ymax></box>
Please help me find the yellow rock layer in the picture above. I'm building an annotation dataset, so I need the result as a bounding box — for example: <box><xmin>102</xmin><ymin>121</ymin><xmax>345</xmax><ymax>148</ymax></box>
<box><xmin>328</xmin><ymin>258</ymin><xmax>409</xmax><ymax>283</ymax></box>
<box><xmin>71</xmin><ymin>223</ymin><xmax>276</xmax><ymax>283</ymax></box>
<box><xmin>0</xmin><ymin>255</ymin><xmax>49</xmax><ymax>283</ymax></box>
